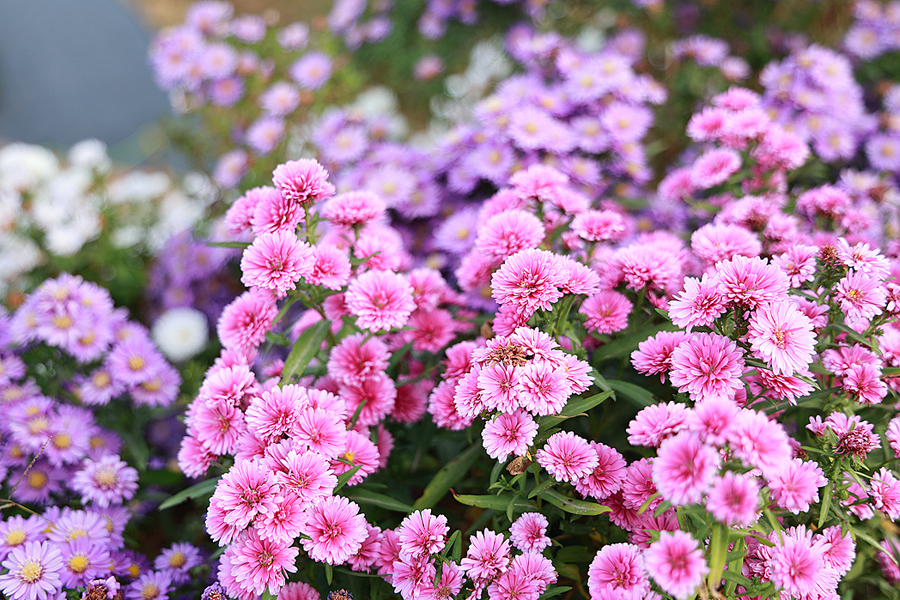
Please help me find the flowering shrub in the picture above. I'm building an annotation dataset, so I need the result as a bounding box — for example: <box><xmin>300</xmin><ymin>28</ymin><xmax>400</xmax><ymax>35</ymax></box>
<box><xmin>0</xmin><ymin>275</ymin><xmax>210</xmax><ymax>600</ymax></box>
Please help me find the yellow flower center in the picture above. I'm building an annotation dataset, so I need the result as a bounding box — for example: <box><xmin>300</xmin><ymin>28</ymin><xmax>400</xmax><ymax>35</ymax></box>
<box><xmin>93</xmin><ymin>371</ymin><xmax>111</xmax><ymax>388</ymax></box>
<box><xmin>168</xmin><ymin>552</ymin><xmax>187</xmax><ymax>569</ymax></box>
<box><xmin>68</xmin><ymin>555</ymin><xmax>89</xmax><ymax>573</ymax></box>
<box><xmin>142</xmin><ymin>584</ymin><xmax>159</xmax><ymax>600</ymax></box>
<box><xmin>27</xmin><ymin>471</ymin><xmax>48</xmax><ymax>490</ymax></box>
<box><xmin>128</xmin><ymin>356</ymin><xmax>146</xmax><ymax>372</ymax></box>
<box><xmin>94</xmin><ymin>466</ymin><xmax>118</xmax><ymax>487</ymax></box>
<box><xmin>67</xmin><ymin>528</ymin><xmax>86</xmax><ymax>541</ymax></box>
<box><xmin>18</xmin><ymin>559</ymin><xmax>42</xmax><ymax>583</ymax></box>
<box><xmin>53</xmin><ymin>432</ymin><xmax>72</xmax><ymax>449</ymax></box>
<box><xmin>4</xmin><ymin>528</ymin><xmax>26</xmax><ymax>545</ymax></box>
<box><xmin>52</xmin><ymin>315</ymin><xmax>74</xmax><ymax>330</ymax></box>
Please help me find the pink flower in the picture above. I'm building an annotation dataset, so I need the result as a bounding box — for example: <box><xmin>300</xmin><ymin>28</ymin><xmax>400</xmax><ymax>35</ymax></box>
<box><xmin>272</xmin><ymin>448</ymin><xmax>336</xmax><ymax>505</ymax></box>
<box><xmin>345</xmin><ymin>270</ymin><xmax>416</xmax><ymax>332</ymax></box>
<box><xmin>482</xmin><ymin>410</ymin><xmax>538</xmax><ymax>460</ymax></box>
<box><xmin>644</xmin><ymin>531</ymin><xmax>708</xmax><ymax>600</ymax></box>
<box><xmin>306</xmin><ymin>245</ymin><xmax>352</xmax><ymax>290</ymax></box>
<box><xmin>728</xmin><ymin>409</ymin><xmax>792</xmax><ymax>477</ymax></box>
<box><xmin>536</xmin><ymin>431</ymin><xmax>599</xmax><ymax>484</ymax></box>
<box><xmin>631</xmin><ymin>331</ymin><xmax>692</xmax><ymax>382</ymax></box>
<box><xmin>587</xmin><ymin>543</ymin><xmax>649</xmax><ymax>600</ymax></box>
<box><xmin>475</xmin><ymin>209</ymin><xmax>546</xmax><ymax>260</ymax></box>
<box><xmin>327</xmin><ymin>333</ymin><xmax>390</xmax><ymax>385</ymax></box>
<box><xmin>653</xmin><ymin>432</ymin><xmax>719</xmax><ymax>506</ymax></box>
<box><xmin>217</xmin><ymin>290</ymin><xmax>278</xmax><ymax>355</ymax></box>
<box><xmin>231</xmin><ymin>528</ymin><xmax>298</xmax><ymax>595</ymax></box>
<box><xmin>842</xmin><ymin>363</ymin><xmax>888</xmax><ymax>405</ymax></box>
<box><xmin>509</xmin><ymin>513</ymin><xmax>550</xmax><ymax>554</ymax></box>
<box><xmin>835</xmin><ymin>270</ymin><xmax>886</xmax><ymax>326</ymax></box>
<box><xmin>626</xmin><ymin>402</ymin><xmax>690</xmax><ymax>448</ymax></box>
<box><xmin>870</xmin><ymin>468</ymin><xmax>900</xmax><ymax>520</ymax></box>
<box><xmin>769</xmin><ymin>458</ymin><xmax>827</xmax><ymax>514</ymax></box>
<box><xmin>691</xmin><ymin>222</ymin><xmax>760</xmax><ymax>265</ymax></box>
<box><xmin>668</xmin><ymin>274</ymin><xmax>727</xmax><ymax>331</ymax></box>
<box><xmin>460</xmin><ymin>529</ymin><xmax>510</xmax><ymax>583</ymax></box>
<box><xmin>621</xmin><ymin>458</ymin><xmax>661</xmax><ymax>512</ymax></box>
<box><xmin>71</xmin><ymin>454</ymin><xmax>139</xmax><ymax>508</ymax></box>
<box><xmin>321</xmin><ymin>191</ymin><xmax>385</xmax><ymax>228</ymax></box>
<box><xmin>669</xmin><ymin>333</ymin><xmax>745</xmax><ymax>402</ymax></box>
<box><xmin>245</xmin><ymin>386</ymin><xmax>306</xmax><ymax>444</ymax></box>
<box><xmin>491</xmin><ymin>249</ymin><xmax>567</xmax><ymax>318</ymax></box>
<box><xmin>748</xmin><ymin>300</ymin><xmax>816</xmax><ymax>375</ymax></box>
<box><xmin>571</xmin><ymin>210</ymin><xmax>627</xmax><ymax>242</ymax></box>
<box><xmin>706</xmin><ymin>471</ymin><xmax>759</xmax><ymax>526</ymax></box>
<box><xmin>209</xmin><ymin>459</ymin><xmax>280</xmax><ymax>537</ymax></box>
<box><xmin>767</xmin><ymin>528</ymin><xmax>830</xmax><ymax>598</ymax></box>
<box><xmin>773</xmin><ymin>245</ymin><xmax>818</xmax><ymax>288</ymax></box>
<box><xmin>690</xmin><ymin>148</ymin><xmax>741</xmax><ymax>189</ymax></box>
<box><xmin>250</xmin><ymin>184</ymin><xmax>302</xmax><ymax>235</ymax></box>
<box><xmin>397</xmin><ymin>510</ymin><xmax>448</xmax><ymax>559</ymax></box>
<box><xmin>575</xmin><ymin>442</ymin><xmax>626</xmax><ymax>500</ymax></box>
<box><xmin>240</xmin><ymin>231</ymin><xmax>314</xmax><ymax>296</ymax></box>
<box><xmin>580</xmin><ymin>291</ymin><xmax>631</xmax><ymax>334</ymax></box>
<box><xmin>271</xmin><ymin>159</ymin><xmax>334</xmax><ymax>207</ymax></box>
<box><xmin>339</xmin><ymin>374</ymin><xmax>397</xmax><ymax>427</ymax></box>
<box><xmin>518</xmin><ymin>361</ymin><xmax>571</xmax><ymax>416</ymax></box>
<box><xmin>687</xmin><ymin>397</ymin><xmax>739</xmax><ymax>446</ymax></box>
<box><xmin>715</xmin><ymin>255</ymin><xmax>788</xmax><ymax>310</ymax></box>
<box><xmin>301</xmin><ymin>496</ymin><xmax>368</xmax><ymax>565</ymax></box>
<box><xmin>294</xmin><ymin>408</ymin><xmax>348</xmax><ymax>459</ymax></box>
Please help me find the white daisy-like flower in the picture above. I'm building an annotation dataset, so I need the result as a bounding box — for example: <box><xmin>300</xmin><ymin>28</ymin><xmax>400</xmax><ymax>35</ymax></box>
<box><xmin>151</xmin><ymin>307</ymin><xmax>209</xmax><ymax>362</ymax></box>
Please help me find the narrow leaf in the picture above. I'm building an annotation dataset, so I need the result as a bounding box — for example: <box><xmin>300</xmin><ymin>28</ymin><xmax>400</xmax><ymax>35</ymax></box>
<box><xmin>538</xmin><ymin>586</ymin><xmax>572</xmax><ymax>600</ymax></box>
<box><xmin>605</xmin><ymin>379</ymin><xmax>655</xmax><ymax>407</ymax></box>
<box><xmin>593</xmin><ymin>322</ymin><xmax>678</xmax><ymax>361</ymax></box>
<box><xmin>159</xmin><ymin>476</ymin><xmax>221</xmax><ymax>510</ymax></box>
<box><xmin>343</xmin><ymin>488</ymin><xmax>414</xmax><ymax>513</ymax></box>
<box><xmin>538</xmin><ymin>489</ymin><xmax>610</xmax><ymax>516</ymax></box>
<box><xmin>528</xmin><ymin>479</ymin><xmax>556</xmax><ymax>499</ymax></box>
<box><xmin>282</xmin><ymin>320</ymin><xmax>330</xmax><ymax>383</ymax></box>
<box><xmin>818</xmin><ymin>482</ymin><xmax>833</xmax><ymax>529</ymax></box>
<box><xmin>452</xmin><ymin>492</ymin><xmax>534</xmax><ymax>513</ymax></box>
<box><xmin>413</xmin><ymin>442</ymin><xmax>482</xmax><ymax>510</ymax></box>
<box><xmin>207</xmin><ymin>241</ymin><xmax>250</xmax><ymax>249</ymax></box>
<box><xmin>334</xmin><ymin>465</ymin><xmax>362</xmax><ymax>492</ymax></box>
<box><xmin>539</xmin><ymin>391</ymin><xmax>614</xmax><ymax>430</ymax></box>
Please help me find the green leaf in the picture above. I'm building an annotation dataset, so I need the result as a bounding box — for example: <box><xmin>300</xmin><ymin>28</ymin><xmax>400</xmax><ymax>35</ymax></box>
<box><xmin>528</xmin><ymin>479</ymin><xmax>556</xmax><ymax>499</ymax></box>
<box><xmin>554</xmin><ymin>546</ymin><xmax>592</xmax><ymax>563</ymax></box>
<box><xmin>592</xmin><ymin>322</ymin><xmax>678</xmax><ymax>361</ymax></box>
<box><xmin>818</xmin><ymin>482</ymin><xmax>833</xmax><ymax>529</ymax></box>
<box><xmin>539</xmin><ymin>390</ymin><xmax>614</xmax><ymax>430</ymax></box>
<box><xmin>452</xmin><ymin>492</ymin><xmax>534</xmax><ymax>514</ymax></box>
<box><xmin>538</xmin><ymin>489</ymin><xmax>610</xmax><ymax>516</ymax></box>
<box><xmin>721</xmin><ymin>570</ymin><xmax>754</xmax><ymax>588</ymax></box>
<box><xmin>605</xmin><ymin>379</ymin><xmax>655</xmax><ymax>408</ymax></box>
<box><xmin>343</xmin><ymin>487</ymin><xmax>414</xmax><ymax>512</ymax></box>
<box><xmin>281</xmin><ymin>320</ymin><xmax>330</xmax><ymax>383</ymax></box>
<box><xmin>538</xmin><ymin>586</ymin><xmax>572</xmax><ymax>600</ymax></box>
<box><xmin>325</xmin><ymin>563</ymin><xmax>333</xmax><ymax>585</ymax></box>
<box><xmin>334</xmin><ymin>465</ymin><xmax>362</xmax><ymax>492</ymax></box>
<box><xmin>413</xmin><ymin>442</ymin><xmax>482</xmax><ymax>510</ymax></box>
<box><xmin>158</xmin><ymin>476</ymin><xmax>221</xmax><ymax>510</ymax></box>
<box><xmin>207</xmin><ymin>241</ymin><xmax>250</xmax><ymax>249</ymax></box>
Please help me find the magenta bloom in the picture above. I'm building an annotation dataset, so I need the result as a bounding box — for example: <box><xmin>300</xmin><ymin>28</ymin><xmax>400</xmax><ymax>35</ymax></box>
<box><xmin>706</xmin><ymin>471</ymin><xmax>760</xmax><ymax>526</ymax></box>
<box><xmin>644</xmin><ymin>531</ymin><xmax>708</xmax><ymax>600</ymax></box>
<box><xmin>231</xmin><ymin>528</ymin><xmax>298</xmax><ymax>595</ymax></box>
<box><xmin>345</xmin><ymin>270</ymin><xmax>416</xmax><ymax>332</ymax></box>
<box><xmin>580</xmin><ymin>290</ymin><xmax>631</xmax><ymax>334</ymax></box>
<box><xmin>491</xmin><ymin>249</ymin><xmax>567</xmax><ymax>318</ymax></box>
<box><xmin>631</xmin><ymin>331</ymin><xmax>692</xmax><ymax>382</ymax></box>
<box><xmin>669</xmin><ymin>333</ymin><xmax>745</xmax><ymax>402</ymax></box>
<box><xmin>241</xmin><ymin>231</ymin><xmax>314</xmax><ymax>296</ymax></box>
<box><xmin>768</xmin><ymin>529</ymin><xmax>828</xmax><ymax>598</ymax></box>
<box><xmin>835</xmin><ymin>270</ymin><xmax>887</xmax><ymax>327</ymax></box>
<box><xmin>575</xmin><ymin>442</ymin><xmax>627</xmax><ymax>500</ymax></box>
<box><xmin>397</xmin><ymin>509</ymin><xmax>448</xmax><ymax>559</ymax></box>
<box><xmin>271</xmin><ymin>158</ymin><xmax>334</xmax><ymax>206</ymax></box>
<box><xmin>210</xmin><ymin>459</ymin><xmax>280</xmax><ymax>537</ymax></box>
<box><xmin>536</xmin><ymin>431</ymin><xmax>598</xmax><ymax>484</ymax></box>
<box><xmin>728</xmin><ymin>409</ymin><xmax>792</xmax><ymax>477</ymax></box>
<box><xmin>715</xmin><ymin>255</ymin><xmax>788</xmax><ymax>310</ymax></box>
<box><xmin>0</xmin><ymin>541</ymin><xmax>63</xmax><ymax>600</ymax></box>
<box><xmin>653</xmin><ymin>432</ymin><xmax>719</xmax><ymax>506</ymax></box>
<box><xmin>668</xmin><ymin>274</ymin><xmax>726</xmax><ymax>330</ymax></box>
<box><xmin>475</xmin><ymin>209</ymin><xmax>546</xmax><ymax>260</ymax></box>
<box><xmin>626</xmin><ymin>401</ymin><xmax>690</xmax><ymax>448</ymax></box>
<box><xmin>690</xmin><ymin>148</ymin><xmax>741</xmax><ymax>188</ymax></box>
<box><xmin>587</xmin><ymin>543</ymin><xmax>649</xmax><ymax>600</ymax></box>
<box><xmin>482</xmin><ymin>409</ymin><xmax>538</xmax><ymax>460</ymax></box>
<box><xmin>460</xmin><ymin>529</ymin><xmax>510</xmax><ymax>583</ymax></box>
<box><xmin>218</xmin><ymin>289</ymin><xmax>278</xmax><ymax>355</ymax></box>
<box><xmin>322</xmin><ymin>191</ymin><xmax>386</xmax><ymax>228</ymax></box>
<box><xmin>870</xmin><ymin>468</ymin><xmax>900</xmax><ymax>520</ymax></box>
<box><xmin>769</xmin><ymin>458</ymin><xmax>827</xmax><ymax>514</ymax></box>
<box><xmin>748</xmin><ymin>300</ymin><xmax>815</xmax><ymax>375</ymax></box>
<box><xmin>301</xmin><ymin>496</ymin><xmax>368</xmax><ymax>565</ymax></box>
<box><xmin>509</xmin><ymin>513</ymin><xmax>550</xmax><ymax>554</ymax></box>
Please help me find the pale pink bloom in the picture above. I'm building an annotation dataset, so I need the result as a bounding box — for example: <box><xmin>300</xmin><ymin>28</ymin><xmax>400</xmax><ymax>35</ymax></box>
<box><xmin>72</xmin><ymin>454</ymin><xmax>139</xmax><ymax>508</ymax></box>
<box><xmin>482</xmin><ymin>410</ymin><xmax>538</xmax><ymax>460</ymax></box>
<box><xmin>536</xmin><ymin>431</ymin><xmax>598</xmax><ymax>484</ymax></box>
<box><xmin>669</xmin><ymin>333</ymin><xmax>745</xmax><ymax>402</ymax></box>
<box><xmin>748</xmin><ymin>300</ymin><xmax>815</xmax><ymax>375</ymax></box>
<box><xmin>587</xmin><ymin>543</ymin><xmax>649</xmax><ymax>600</ymax></box>
<box><xmin>821</xmin><ymin>344</ymin><xmax>882</xmax><ymax>375</ymax></box>
<box><xmin>753</xmin><ymin>368</ymin><xmax>814</xmax><ymax>403</ymax></box>
<box><xmin>198</xmin><ymin>363</ymin><xmax>259</xmax><ymax>409</ymax></box>
<box><xmin>397</xmin><ymin>510</ymin><xmax>448</xmax><ymax>559</ymax></box>
<box><xmin>218</xmin><ymin>289</ymin><xmax>278</xmax><ymax>355</ymax></box>
<box><xmin>878</xmin><ymin>539</ymin><xmax>900</xmax><ymax>585</ymax></box>
<box><xmin>256</xmin><ymin>493</ymin><xmax>305</xmax><ymax>545</ymax></box>
<box><xmin>321</xmin><ymin>191</ymin><xmax>385</xmax><ymax>228</ymax></box>
<box><xmin>691</xmin><ymin>222</ymin><xmax>760</xmax><ymax>265</ymax></box>
<box><xmin>0</xmin><ymin>541</ymin><xmax>63</xmax><ymax>600</ymax></box>
<box><xmin>518</xmin><ymin>360</ymin><xmax>571</xmax><ymax>416</ymax></box>
<box><xmin>836</xmin><ymin>238</ymin><xmax>891</xmax><ymax>278</ymax></box>
<box><xmin>715</xmin><ymin>255</ymin><xmax>788</xmax><ymax>310</ymax></box>
<box><xmin>668</xmin><ymin>274</ymin><xmax>726</xmax><ymax>331</ymax></box>
<box><xmin>886</xmin><ymin>415</ymin><xmax>900</xmax><ymax>458</ymax></box>
<box><xmin>272</xmin><ymin>449</ymin><xmax>336</xmax><ymax>504</ymax></box>
<box><xmin>491</xmin><ymin>249</ymin><xmax>567</xmax><ymax>317</ymax></box>
<box><xmin>631</xmin><ymin>331</ymin><xmax>692</xmax><ymax>382</ymax></box>
<box><xmin>686</xmin><ymin>397</ymin><xmax>739</xmax><ymax>446</ymax></box>
<box><xmin>277</xmin><ymin>582</ymin><xmax>320</xmax><ymax>600</ymax></box>
<box><xmin>345</xmin><ymin>270</ymin><xmax>416</xmax><ymax>332</ymax></box>
<box><xmin>843</xmin><ymin>363</ymin><xmax>888</xmax><ymax>405</ymax></box>
<box><xmin>428</xmin><ymin>380</ymin><xmax>474</xmax><ymax>431</ymax></box>
<box><xmin>621</xmin><ymin>458</ymin><xmax>661</xmax><ymax>512</ymax></box>
<box><xmin>231</xmin><ymin>528</ymin><xmax>298</xmax><ymax>595</ymax></box>
<box><xmin>245</xmin><ymin>385</ymin><xmax>306</xmax><ymax>444</ymax></box>
<box><xmin>339</xmin><ymin>373</ymin><xmax>397</xmax><ymax>427</ymax></box>
<box><xmin>250</xmin><ymin>184</ymin><xmax>302</xmax><ymax>235</ymax></box>
<box><xmin>728</xmin><ymin>409</ymin><xmax>792</xmax><ymax>477</ymax></box>
<box><xmin>772</xmin><ymin>245</ymin><xmax>817</xmax><ymax>288</ymax></box>
<box><xmin>475</xmin><ymin>209</ymin><xmax>545</xmax><ymax>260</ymax></box>
<box><xmin>575</xmin><ymin>442</ymin><xmax>626</xmax><ymax>500</ymax></box>
<box><xmin>769</xmin><ymin>458</ymin><xmax>827</xmax><ymax>514</ymax></box>
<box><xmin>686</xmin><ymin>107</ymin><xmax>729</xmax><ymax>142</ymax></box>
<box><xmin>571</xmin><ymin>210</ymin><xmax>627</xmax><ymax>242</ymax></box>
<box><xmin>306</xmin><ymin>244</ymin><xmax>352</xmax><ymax>290</ymax></box>
<box><xmin>580</xmin><ymin>291</ymin><xmax>631</xmax><ymax>334</ymax></box>
<box><xmin>404</xmin><ymin>309</ymin><xmax>456</xmax><ymax>353</ymax></box>
<box><xmin>690</xmin><ymin>148</ymin><xmax>741</xmax><ymax>189</ymax></box>
<box><xmin>626</xmin><ymin>402</ymin><xmax>690</xmax><ymax>448</ymax></box>
<box><xmin>327</xmin><ymin>333</ymin><xmax>389</xmax><ymax>385</ymax></box>
<box><xmin>460</xmin><ymin>529</ymin><xmax>510</xmax><ymax>583</ymax></box>
<box><xmin>768</xmin><ymin>528</ymin><xmax>834</xmax><ymax>599</ymax></box>
<box><xmin>706</xmin><ymin>471</ymin><xmax>759</xmax><ymax>526</ymax></box>
<box><xmin>191</xmin><ymin>400</ymin><xmax>246</xmax><ymax>456</ymax></box>
<box><xmin>870</xmin><ymin>468</ymin><xmax>900</xmax><ymax>520</ymax></box>
<box><xmin>301</xmin><ymin>496</ymin><xmax>368</xmax><ymax>565</ymax></box>
<box><xmin>819</xmin><ymin>526</ymin><xmax>856</xmax><ymax>576</ymax></box>
<box><xmin>835</xmin><ymin>270</ymin><xmax>886</xmax><ymax>326</ymax></box>
<box><xmin>653</xmin><ymin>432</ymin><xmax>719</xmax><ymax>506</ymax></box>
<box><xmin>644</xmin><ymin>531</ymin><xmax>708</xmax><ymax>600</ymax></box>
<box><xmin>271</xmin><ymin>159</ymin><xmax>334</xmax><ymax>207</ymax></box>
<box><xmin>330</xmin><ymin>429</ymin><xmax>380</xmax><ymax>486</ymax></box>
<box><xmin>509</xmin><ymin>513</ymin><xmax>550</xmax><ymax>554</ymax></box>
<box><xmin>210</xmin><ymin>459</ymin><xmax>280</xmax><ymax>534</ymax></box>
<box><xmin>240</xmin><ymin>231</ymin><xmax>314</xmax><ymax>296</ymax></box>
<box><xmin>346</xmin><ymin>523</ymin><xmax>382</xmax><ymax>573</ymax></box>
<box><xmin>294</xmin><ymin>408</ymin><xmax>348</xmax><ymax>459</ymax></box>
<box><xmin>557</xmin><ymin>259</ymin><xmax>601</xmax><ymax>296</ymax></box>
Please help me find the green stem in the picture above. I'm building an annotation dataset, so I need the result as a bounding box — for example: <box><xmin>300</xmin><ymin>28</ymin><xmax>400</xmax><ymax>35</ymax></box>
<box><xmin>706</xmin><ymin>523</ymin><xmax>728</xmax><ymax>593</ymax></box>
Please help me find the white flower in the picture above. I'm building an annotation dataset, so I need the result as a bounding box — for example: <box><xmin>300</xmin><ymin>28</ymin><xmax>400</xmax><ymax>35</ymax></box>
<box><xmin>0</xmin><ymin>143</ymin><xmax>59</xmax><ymax>192</ymax></box>
<box><xmin>152</xmin><ymin>308</ymin><xmax>209</xmax><ymax>362</ymax></box>
<box><xmin>69</xmin><ymin>139</ymin><xmax>112</xmax><ymax>173</ymax></box>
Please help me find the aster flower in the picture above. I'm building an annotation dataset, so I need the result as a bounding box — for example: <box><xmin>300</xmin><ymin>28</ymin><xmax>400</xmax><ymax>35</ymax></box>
<box><xmin>231</xmin><ymin>528</ymin><xmax>298</xmax><ymax>596</ymax></box>
<box><xmin>769</xmin><ymin>458</ymin><xmax>827</xmax><ymax>514</ymax></box>
<box><xmin>397</xmin><ymin>510</ymin><xmax>448</xmax><ymax>559</ymax></box>
<box><xmin>345</xmin><ymin>270</ymin><xmax>416</xmax><ymax>332</ymax></box>
<box><xmin>271</xmin><ymin>159</ymin><xmax>334</xmax><ymax>207</ymax></box>
<box><xmin>669</xmin><ymin>333</ymin><xmax>745</xmax><ymax>402</ymax></box>
<box><xmin>71</xmin><ymin>454</ymin><xmax>139</xmax><ymax>507</ymax></box>
<box><xmin>460</xmin><ymin>529</ymin><xmax>510</xmax><ymax>583</ymax></box>
<box><xmin>588</xmin><ymin>543</ymin><xmax>649</xmax><ymax>600</ymax></box>
<box><xmin>481</xmin><ymin>409</ymin><xmax>538</xmax><ymax>460</ymax></box>
<box><xmin>491</xmin><ymin>249</ymin><xmax>567</xmax><ymax>318</ymax></box>
<box><xmin>536</xmin><ymin>431</ymin><xmax>598</xmax><ymax>484</ymax></box>
<box><xmin>301</xmin><ymin>496</ymin><xmax>368</xmax><ymax>565</ymax></box>
<box><xmin>644</xmin><ymin>531</ymin><xmax>708</xmax><ymax>600</ymax></box>
<box><xmin>0</xmin><ymin>541</ymin><xmax>63</xmax><ymax>600</ymax></box>
<box><xmin>652</xmin><ymin>432</ymin><xmax>720</xmax><ymax>506</ymax></box>
<box><xmin>509</xmin><ymin>513</ymin><xmax>550</xmax><ymax>554</ymax></box>
<box><xmin>706</xmin><ymin>471</ymin><xmax>760</xmax><ymax>526</ymax></box>
<box><xmin>668</xmin><ymin>274</ymin><xmax>727</xmax><ymax>330</ymax></box>
<box><xmin>575</xmin><ymin>442</ymin><xmax>627</xmax><ymax>501</ymax></box>
<box><xmin>748</xmin><ymin>300</ymin><xmax>816</xmax><ymax>375</ymax></box>
<box><xmin>715</xmin><ymin>255</ymin><xmax>788</xmax><ymax>310</ymax></box>
<box><xmin>240</xmin><ymin>231</ymin><xmax>314</xmax><ymax>296</ymax></box>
